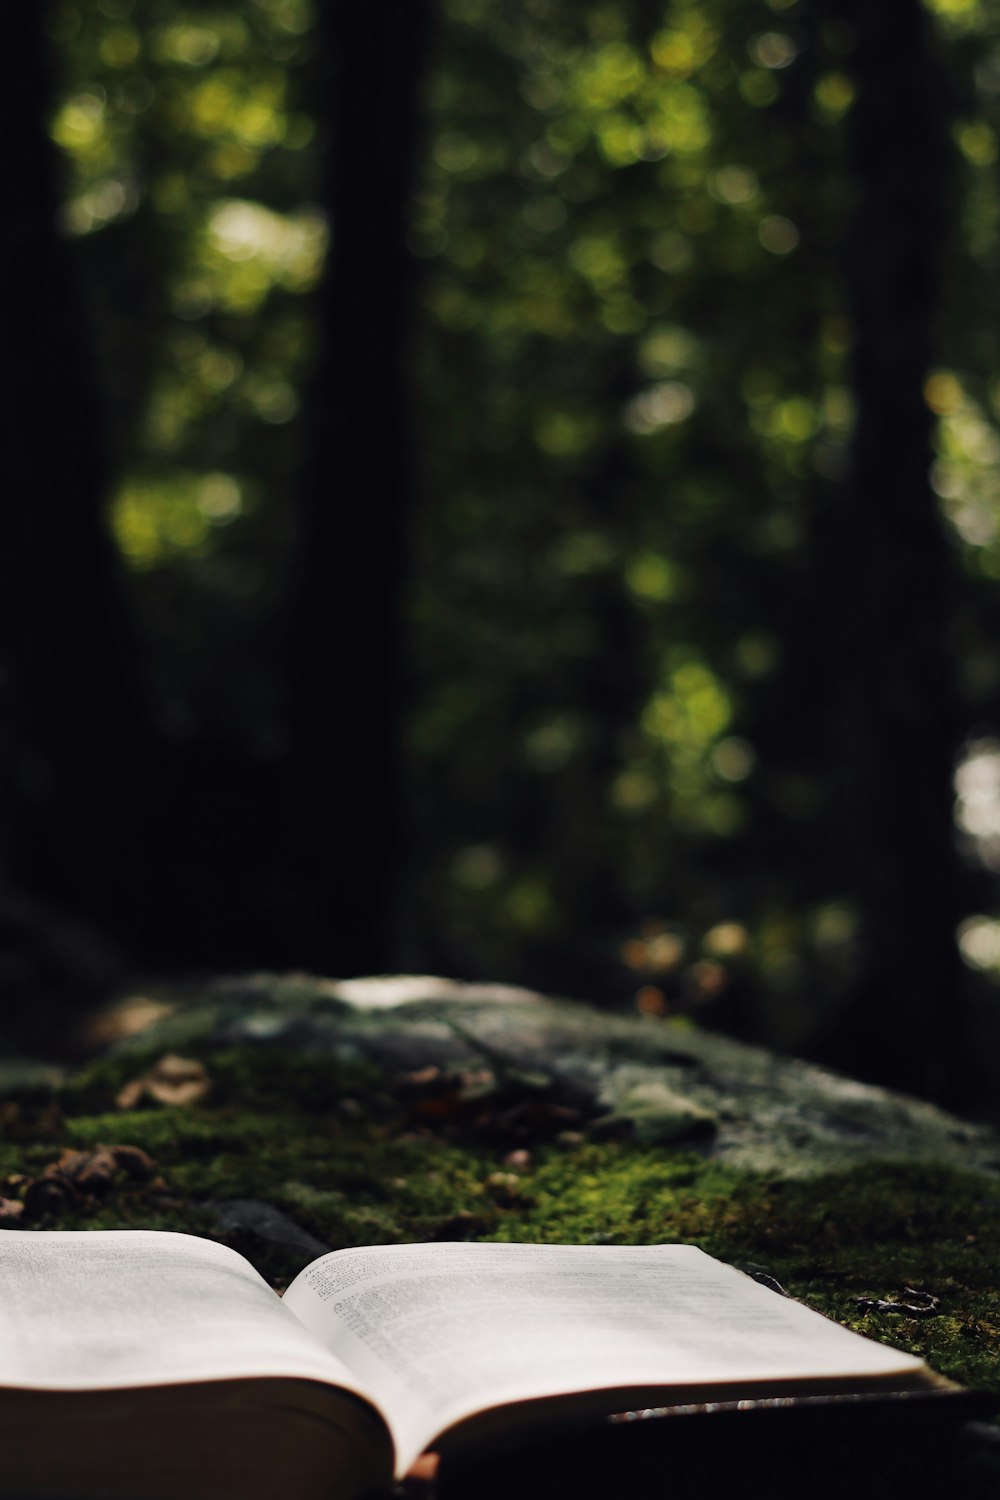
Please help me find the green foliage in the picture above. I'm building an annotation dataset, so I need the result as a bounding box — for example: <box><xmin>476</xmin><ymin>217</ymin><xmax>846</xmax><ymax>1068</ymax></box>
<box><xmin>42</xmin><ymin>0</ymin><xmax>1000</xmax><ymax>1035</ymax></box>
<box><xmin>406</xmin><ymin>0</ymin><xmax>845</xmax><ymax>978</ymax></box>
<box><xmin>46</xmin><ymin>0</ymin><xmax>319</xmax><ymax>734</ymax></box>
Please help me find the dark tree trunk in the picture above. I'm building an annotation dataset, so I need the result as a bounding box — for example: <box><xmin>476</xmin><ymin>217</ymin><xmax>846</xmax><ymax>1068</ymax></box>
<box><xmin>546</xmin><ymin>363</ymin><xmax>647</xmax><ymax>981</ymax></box>
<box><xmin>818</xmin><ymin>0</ymin><xmax>965</xmax><ymax>1100</ymax></box>
<box><xmin>0</xmin><ymin>8</ymin><xmax>156</xmax><ymax>938</ymax></box>
<box><xmin>0</xmin><ymin>7</ymin><xmax>289</xmax><ymax>987</ymax></box>
<box><xmin>281</xmin><ymin>1</ymin><xmax>434</xmax><ymax>973</ymax></box>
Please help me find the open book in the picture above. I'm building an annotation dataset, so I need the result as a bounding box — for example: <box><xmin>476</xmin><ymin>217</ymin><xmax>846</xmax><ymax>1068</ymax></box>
<box><xmin>0</xmin><ymin>1230</ymin><xmax>968</xmax><ymax>1500</ymax></box>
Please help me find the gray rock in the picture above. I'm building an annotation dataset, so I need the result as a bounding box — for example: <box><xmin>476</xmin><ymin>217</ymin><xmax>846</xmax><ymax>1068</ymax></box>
<box><xmin>110</xmin><ymin>973</ymin><xmax>1000</xmax><ymax>1179</ymax></box>
<box><xmin>210</xmin><ymin>1198</ymin><xmax>331</xmax><ymax>1259</ymax></box>
<box><xmin>595</xmin><ymin>1070</ymin><xmax>718</xmax><ymax>1145</ymax></box>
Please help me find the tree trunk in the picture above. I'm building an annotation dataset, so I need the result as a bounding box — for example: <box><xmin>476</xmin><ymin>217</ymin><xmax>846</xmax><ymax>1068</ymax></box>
<box><xmin>818</xmin><ymin>0</ymin><xmax>965</xmax><ymax>1100</ymax></box>
<box><xmin>0</xmin><ymin>7</ymin><xmax>156</xmax><ymax>941</ymax></box>
<box><xmin>280</xmin><ymin>0</ymin><xmax>434</xmax><ymax>974</ymax></box>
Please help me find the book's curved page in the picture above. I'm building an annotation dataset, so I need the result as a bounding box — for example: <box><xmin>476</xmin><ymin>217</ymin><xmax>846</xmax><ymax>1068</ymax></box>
<box><xmin>0</xmin><ymin>1229</ymin><xmax>369</xmax><ymax>1398</ymax></box>
<box><xmin>283</xmin><ymin>1241</ymin><xmax>926</xmax><ymax>1475</ymax></box>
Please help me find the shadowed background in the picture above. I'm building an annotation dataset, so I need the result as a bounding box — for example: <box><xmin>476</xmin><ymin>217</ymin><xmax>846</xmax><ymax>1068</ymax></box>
<box><xmin>3</xmin><ymin>0</ymin><xmax>1000</xmax><ymax>1114</ymax></box>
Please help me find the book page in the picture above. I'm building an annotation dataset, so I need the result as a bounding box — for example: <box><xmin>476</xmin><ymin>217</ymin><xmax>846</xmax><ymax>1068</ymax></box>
<box><xmin>0</xmin><ymin>1229</ymin><xmax>370</xmax><ymax>1400</ymax></box>
<box><xmin>283</xmin><ymin>1241</ymin><xmax>926</xmax><ymax>1474</ymax></box>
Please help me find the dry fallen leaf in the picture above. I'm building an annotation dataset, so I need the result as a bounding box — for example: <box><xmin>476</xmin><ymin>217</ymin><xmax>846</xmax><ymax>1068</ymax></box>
<box><xmin>109</xmin><ymin>1144</ymin><xmax>157</xmax><ymax>1179</ymax></box>
<box><xmin>82</xmin><ymin>994</ymin><xmax>175</xmax><ymax>1050</ymax></box>
<box><xmin>52</xmin><ymin>1147</ymin><xmax>119</xmax><ymax>1193</ymax></box>
<box><xmin>21</xmin><ymin>1144</ymin><xmax>158</xmax><ymax>1221</ymax></box>
<box><xmin>116</xmin><ymin>1054</ymin><xmax>211</xmax><ymax>1110</ymax></box>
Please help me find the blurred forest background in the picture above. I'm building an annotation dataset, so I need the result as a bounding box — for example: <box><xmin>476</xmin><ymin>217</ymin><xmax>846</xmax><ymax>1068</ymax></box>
<box><xmin>5</xmin><ymin>0</ymin><xmax>1000</xmax><ymax>1112</ymax></box>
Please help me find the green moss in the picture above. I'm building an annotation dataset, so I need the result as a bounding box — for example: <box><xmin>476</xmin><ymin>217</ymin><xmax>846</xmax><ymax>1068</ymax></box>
<box><xmin>484</xmin><ymin>1144</ymin><xmax>736</xmax><ymax>1243</ymax></box>
<box><xmin>59</xmin><ymin>1044</ymin><xmax>389</xmax><ymax>1117</ymax></box>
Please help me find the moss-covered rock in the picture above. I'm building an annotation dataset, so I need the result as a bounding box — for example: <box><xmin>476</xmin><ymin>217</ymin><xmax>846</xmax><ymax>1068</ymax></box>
<box><xmin>87</xmin><ymin>973</ymin><xmax>1000</xmax><ymax>1177</ymax></box>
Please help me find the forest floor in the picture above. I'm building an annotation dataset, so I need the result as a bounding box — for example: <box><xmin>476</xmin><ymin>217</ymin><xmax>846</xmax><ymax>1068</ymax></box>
<box><xmin>1</xmin><ymin>974</ymin><xmax>999</xmax><ymax>1494</ymax></box>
